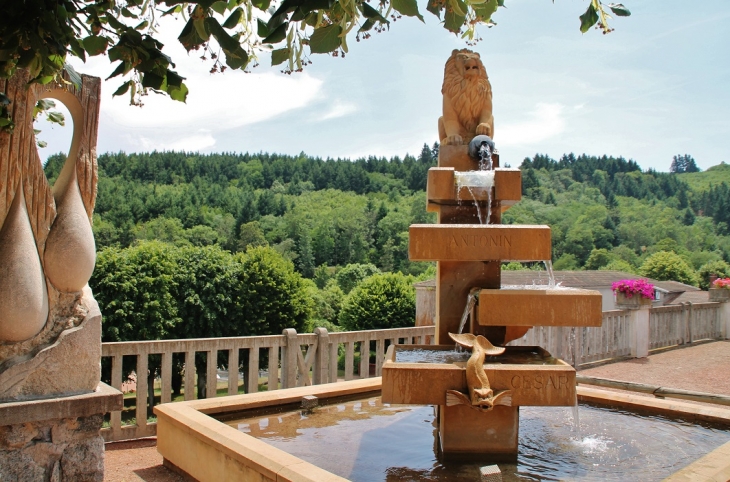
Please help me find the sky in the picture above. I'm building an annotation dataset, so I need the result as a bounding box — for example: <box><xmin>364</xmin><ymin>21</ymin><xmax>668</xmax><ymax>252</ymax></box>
<box><xmin>36</xmin><ymin>0</ymin><xmax>730</xmax><ymax>172</ymax></box>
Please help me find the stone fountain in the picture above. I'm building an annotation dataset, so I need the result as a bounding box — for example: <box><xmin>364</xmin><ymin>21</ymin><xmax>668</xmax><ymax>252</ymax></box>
<box><xmin>381</xmin><ymin>48</ymin><xmax>603</xmax><ymax>457</ymax></box>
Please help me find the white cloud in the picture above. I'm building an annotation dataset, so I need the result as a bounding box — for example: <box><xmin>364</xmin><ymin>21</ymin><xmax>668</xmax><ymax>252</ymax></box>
<box><xmin>498</xmin><ymin>103</ymin><xmax>566</xmax><ymax>146</ymax></box>
<box><xmin>135</xmin><ymin>130</ymin><xmax>217</xmax><ymax>152</ymax></box>
<box><xmin>314</xmin><ymin>101</ymin><xmax>358</xmax><ymax>122</ymax></box>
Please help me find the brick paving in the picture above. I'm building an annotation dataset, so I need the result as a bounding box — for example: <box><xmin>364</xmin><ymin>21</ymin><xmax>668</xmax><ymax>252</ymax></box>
<box><xmin>103</xmin><ymin>340</ymin><xmax>730</xmax><ymax>482</ymax></box>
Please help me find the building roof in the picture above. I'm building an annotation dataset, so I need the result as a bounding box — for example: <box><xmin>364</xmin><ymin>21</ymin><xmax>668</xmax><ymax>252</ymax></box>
<box><xmin>417</xmin><ymin>270</ymin><xmax>702</xmax><ymax>296</ymax></box>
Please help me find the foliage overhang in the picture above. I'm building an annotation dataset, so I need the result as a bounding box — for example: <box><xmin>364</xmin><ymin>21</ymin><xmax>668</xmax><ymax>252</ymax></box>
<box><xmin>0</xmin><ymin>0</ymin><xmax>630</xmax><ymax>108</ymax></box>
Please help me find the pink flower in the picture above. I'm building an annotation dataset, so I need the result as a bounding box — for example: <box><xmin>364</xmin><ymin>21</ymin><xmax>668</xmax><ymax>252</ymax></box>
<box><xmin>612</xmin><ymin>279</ymin><xmax>655</xmax><ymax>300</ymax></box>
<box><xmin>712</xmin><ymin>278</ymin><xmax>730</xmax><ymax>290</ymax></box>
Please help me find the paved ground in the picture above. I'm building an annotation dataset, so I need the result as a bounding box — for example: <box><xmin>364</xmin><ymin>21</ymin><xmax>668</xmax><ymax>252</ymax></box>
<box><xmin>103</xmin><ymin>340</ymin><xmax>730</xmax><ymax>482</ymax></box>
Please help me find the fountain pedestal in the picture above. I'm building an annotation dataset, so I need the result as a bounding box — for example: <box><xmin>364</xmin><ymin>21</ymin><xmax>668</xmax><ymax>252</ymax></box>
<box><xmin>382</xmin><ymin>133</ymin><xmax>602</xmax><ymax>457</ymax></box>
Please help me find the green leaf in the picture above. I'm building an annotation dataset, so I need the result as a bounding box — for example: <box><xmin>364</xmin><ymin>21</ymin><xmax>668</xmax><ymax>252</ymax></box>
<box><xmin>105</xmin><ymin>15</ymin><xmax>126</xmax><ymax>30</ymax></box>
<box><xmin>271</xmin><ymin>48</ymin><xmax>290</xmax><ymax>66</ymax></box>
<box><xmin>178</xmin><ymin>18</ymin><xmax>205</xmax><ymax>49</ymax></box>
<box><xmin>211</xmin><ymin>1</ymin><xmax>228</xmax><ymax>14</ymax></box>
<box><xmin>426</xmin><ymin>0</ymin><xmax>442</xmax><ymax>19</ymax></box>
<box><xmin>121</xmin><ymin>7</ymin><xmax>137</xmax><ymax>18</ymax></box>
<box><xmin>608</xmin><ymin>3</ymin><xmax>631</xmax><ymax>17</ymax></box>
<box><xmin>358</xmin><ymin>18</ymin><xmax>375</xmax><ymax>32</ymax></box>
<box><xmin>222</xmin><ymin>7</ymin><xmax>243</xmax><ymax>28</ymax></box>
<box><xmin>82</xmin><ymin>35</ymin><xmax>109</xmax><ymax>56</ymax></box>
<box><xmin>444</xmin><ymin>4</ymin><xmax>466</xmax><ymax>33</ymax></box>
<box><xmin>135</xmin><ymin>20</ymin><xmax>149</xmax><ymax>30</ymax></box>
<box><xmin>194</xmin><ymin>17</ymin><xmax>211</xmax><ymax>42</ymax></box>
<box><xmin>252</xmin><ymin>0</ymin><xmax>271</xmax><ymax>11</ymax></box>
<box><xmin>63</xmin><ymin>63</ymin><xmax>83</xmax><ymax>89</ymax></box>
<box><xmin>169</xmin><ymin>82</ymin><xmax>188</xmax><ymax>102</ymax></box>
<box><xmin>360</xmin><ymin>3</ymin><xmax>388</xmax><ymax>23</ymax></box>
<box><xmin>205</xmin><ymin>17</ymin><xmax>241</xmax><ymax>51</ymax></box>
<box><xmin>257</xmin><ymin>19</ymin><xmax>272</xmax><ymax>37</ymax></box>
<box><xmin>106</xmin><ymin>62</ymin><xmax>127</xmax><ymax>79</ymax></box>
<box><xmin>166</xmin><ymin>70</ymin><xmax>185</xmax><ymax>88</ymax></box>
<box><xmin>112</xmin><ymin>80</ymin><xmax>133</xmax><ymax>97</ymax></box>
<box><xmin>300</xmin><ymin>0</ymin><xmax>334</xmax><ymax>14</ymax></box>
<box><xmin>392</xmin><ymin>0</ymin><xmax>424</xmax><ymax>21</ymax></box>
<box><xmin>309</xmin><ymin>24</ymin><xmax>342</xmax><ymax>53</ymax></box>
<box><xmin>262</xmin><ymin>22</ymin><xmax>288</xmax><ymax>44</ymax></box>
<box><xmin>68</xmin><ymin>38</ymin><xmax>86</xmax><ymax>61</ymax></box>
<box><xmin>47</xmin><ymin>111</ymin><xmax>65</xmax><ymax>126</ymax></box>
<box><xmin>579</xmin><ymin>4</ymin><xmax>599</xmax><ymax>33</ymax></box>
<box><xmin>142</xmin><ymin>72</ymin><xmax>165</xmax><ymax>90</ymax></box>
<box><xmin>471</xmin><ymin>0</ymin><xmax>498</xmax><ymax>21</ymax></box>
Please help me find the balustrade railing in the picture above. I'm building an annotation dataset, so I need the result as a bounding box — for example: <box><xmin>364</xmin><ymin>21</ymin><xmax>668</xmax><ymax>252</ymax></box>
<box><xmin>100</xmin><ymin>326</ymin><xmax>434</xmax><ymax>442</ymax></box>
<box><xmin>101</xmin><ymin>302</ymin><xmax>727</xmax><ymax>442</ymax></box>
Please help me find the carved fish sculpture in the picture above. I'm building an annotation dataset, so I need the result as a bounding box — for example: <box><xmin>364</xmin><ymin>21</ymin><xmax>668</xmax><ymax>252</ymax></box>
<box><xmin>446</xmin><ymin>332</ymin><xmax>512</xmax><ymax>411</ymax></box>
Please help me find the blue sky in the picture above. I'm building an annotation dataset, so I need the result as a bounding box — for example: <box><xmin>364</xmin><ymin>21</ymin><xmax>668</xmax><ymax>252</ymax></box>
<box><xmin>37</xmin><ymin>0</ymin><xmax>730</xmax><ymax>172</ymax></box>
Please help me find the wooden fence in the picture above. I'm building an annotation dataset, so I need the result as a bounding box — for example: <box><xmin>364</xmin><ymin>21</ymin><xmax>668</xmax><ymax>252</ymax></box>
<box><xmin>101</xmin><ymin>302</ymin><xmax>727</xmax><ymax>442</ymax></box>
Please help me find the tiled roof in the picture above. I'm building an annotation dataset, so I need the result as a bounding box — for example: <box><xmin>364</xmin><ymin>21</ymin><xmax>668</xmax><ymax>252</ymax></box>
<box><xmin>416</xmin><ymin>270</ymin><xmax>701</xmax><ymax>294</ymax></box>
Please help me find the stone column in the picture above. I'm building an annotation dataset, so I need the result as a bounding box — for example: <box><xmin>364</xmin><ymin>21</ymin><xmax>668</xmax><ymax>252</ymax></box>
<box><xmin>629</xmin><ymin>305</ymin><xmax>650</xmax><ymax>358</ymax></box>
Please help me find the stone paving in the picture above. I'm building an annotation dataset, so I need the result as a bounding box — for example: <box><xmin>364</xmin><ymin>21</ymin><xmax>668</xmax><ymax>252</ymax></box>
<box><xmin>103</xmin><ymin>340</ymin><xmax>730</xmax><ymax>482</ymax></box>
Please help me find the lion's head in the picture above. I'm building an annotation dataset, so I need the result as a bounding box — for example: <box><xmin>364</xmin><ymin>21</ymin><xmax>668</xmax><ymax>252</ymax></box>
<box><xmin>442</xmin><ymin>49</ymin><xmax>489</xmax><ymax>97</ymax></box>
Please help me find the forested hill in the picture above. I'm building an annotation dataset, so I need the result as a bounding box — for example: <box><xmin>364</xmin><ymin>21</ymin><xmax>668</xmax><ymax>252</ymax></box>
<box><xmin>43</xmin><ymin>148</ymin><xmax>730</xmax><ymax>285</ymax></box>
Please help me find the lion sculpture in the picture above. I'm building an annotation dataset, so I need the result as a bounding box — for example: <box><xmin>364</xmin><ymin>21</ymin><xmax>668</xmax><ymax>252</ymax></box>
<box><xmin>438</xmin><ymin>49</ymin><xmax>494</xmax><ymax>146</ymax></box>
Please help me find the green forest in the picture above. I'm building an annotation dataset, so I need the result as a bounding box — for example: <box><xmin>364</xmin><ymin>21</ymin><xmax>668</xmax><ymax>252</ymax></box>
<box><xmin>43</xmin><ymin>147</ymin><xmax>730</xmax><ymax>343</ymax></box>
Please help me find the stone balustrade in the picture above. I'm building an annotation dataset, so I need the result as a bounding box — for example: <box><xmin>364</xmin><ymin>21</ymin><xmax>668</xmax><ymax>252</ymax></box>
<box><xmin>100</xmin><ymin>303</ymin><xmax>729</xmax><ymax>442</ymax></box>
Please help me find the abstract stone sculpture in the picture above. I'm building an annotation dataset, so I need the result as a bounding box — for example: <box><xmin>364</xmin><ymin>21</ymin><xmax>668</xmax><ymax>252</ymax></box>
<box><xmin>438</xmin><ymin>49</ymin><xmax>495</xmax><ymax>146</ymax></box>
<box><xmin>0</xmin><ymin>69</ymin><xmax>121</xmax><ymax>481</ymax></box>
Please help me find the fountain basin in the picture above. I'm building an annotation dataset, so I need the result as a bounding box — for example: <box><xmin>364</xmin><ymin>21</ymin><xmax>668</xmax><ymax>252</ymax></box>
<box><xmin>476</xmin><ymin>288</ymin><xmax>602</xmax><ymax>327</ymax></box>
<box><xmin>381</xmin><ymin>345</ymin><xmax>576</xmax><ymax>406</ymax></box>
<box><xmin>154</xmin><ymin>378</ymin><xmax>730</xmax><ymax>482</ymax></box>
<box><xmin>409</xmin><ymin>224</ymin><xmax>551</xmax><ymax>262</ymax></box>
<box><xmin>426</xmin><ymin>167</ymin><xmax>521</xmax><ymax>211</ymax></box>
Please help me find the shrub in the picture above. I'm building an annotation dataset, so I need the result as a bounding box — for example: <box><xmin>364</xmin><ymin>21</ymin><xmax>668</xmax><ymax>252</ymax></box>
<box><xmin>339</xmin><ymin>272</ymin><xmax>415</xmax><ymax>331</ymax></box>
<box><xmin>639</xmin><ymin>251</ymin><xmax>698</xmax><ymax>286</ymax></box>
<box><xmin>698</xmin><ymin>260</ymin><xmax>730</xmax><ymax>290</ymax></box>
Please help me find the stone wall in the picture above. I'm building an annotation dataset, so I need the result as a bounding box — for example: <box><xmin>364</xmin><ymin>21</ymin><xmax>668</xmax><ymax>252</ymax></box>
<box><xmin>0</xmin><ymin>414</ymin><xmax>104</xmax><ymax>482</ymax></box>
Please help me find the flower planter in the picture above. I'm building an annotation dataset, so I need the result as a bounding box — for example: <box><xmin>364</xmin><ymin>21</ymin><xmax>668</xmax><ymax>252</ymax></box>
<box><xmin>615</xmin><ymin>291</ymin><xmax>652</xmax><ymax>309</ymax></box>
<box><xmin>709</xmin><ymin>288</ymin><xmax>730</xmax><ymax>303</ymax></box>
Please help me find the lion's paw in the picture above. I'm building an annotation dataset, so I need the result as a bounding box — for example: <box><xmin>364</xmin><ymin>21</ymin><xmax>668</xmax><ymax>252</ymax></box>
<box><xmin>476</xmin><ymin>124</ymin><xmax>492</xmax><ymax>137</ymax></box>
<box><xmin>444</xmin><ymin>135</ymin><xmax>464</xmax><ymax>146</ymax></box>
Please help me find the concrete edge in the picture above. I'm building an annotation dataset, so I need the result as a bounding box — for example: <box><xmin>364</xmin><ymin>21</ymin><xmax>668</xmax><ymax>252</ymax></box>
<box><xmin>153</xmin><ymin>380</ymin><xmax>730</xmax><ymax>482</ymax></box>
<box><xmin>663</xmin><ymin>440</ymin><xmax>730</xmax><ymax>482</ymax></box>
<box><xmin>0</xmin><ymin>382</ymin><xmax>123</xmax><ymax>425</ymax></box>
<box><xmin>154</xmin><ymin>380</ymin><xmax>379</xmax><ymax>482</ymax></box>
<box><xmin>577</xmin><ymin>386</ymin><xmax>730</xmax><ymax>425</ymax></box>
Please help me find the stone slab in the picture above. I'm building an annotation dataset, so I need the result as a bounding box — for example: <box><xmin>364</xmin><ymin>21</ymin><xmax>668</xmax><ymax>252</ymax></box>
<box><xmin>438</xmin><ymin>145</ymin><xmax>500</xmax><ymax>171</ymax></box>
<box><xmin>663</xmin><ymin>440</ymin><xmax>730</xmax><ymax>482</ymax></box>
<box><xmin>439</xmin><ymin>404</ymin><xmax>518</xmax><ymax>455</ymax></box>
<box><xmin>381</xmin><ymin>345</ymin><xmax>576</xmax><ymax>406</ymax></box>
<box><xmin>0</xmin><ymin>382</ymin><xmax>122</xmax><ymax>426</ymax></box>
<box><xmin>427</xmin><ymin>168</ymin><xmax>521</xmax><ymax>207</ymax></box>
<box><xmin>409</xmin><ymin>224</ymin><xmax>551</xmax><ymax>262</ymax></box>
<box><xmin>476</xmin><ymin>288</ymin><xmax>602</xmax><ymax>327</ymax></box>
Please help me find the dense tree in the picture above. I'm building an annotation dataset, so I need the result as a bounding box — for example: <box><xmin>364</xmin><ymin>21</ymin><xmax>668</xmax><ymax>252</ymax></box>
<box><xmin>339</xmin><ymin>273</ymin><xmax>415</xmax><ymax>331</ymax></box>
<box><xmin>639</xmin><ymin>251</ymin><xmax>698</xmax><ymax>286</ymax></box>
<box><xmin>698</xmin><ymin>260</ymin><xmax>730</xmax><ymax>291</ymax></box>
<box><xmin>670</xmin><ymin>155</ymin><xmax>700</xmax><ymax>174</ymax></box>
<box><xmin>335</xmin><ymin>263</ymin><xmax>381</xmax><ymax>294</ymax></box>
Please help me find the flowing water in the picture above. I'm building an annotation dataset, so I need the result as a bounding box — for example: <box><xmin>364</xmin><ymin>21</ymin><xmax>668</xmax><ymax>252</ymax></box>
<box><xmin>456</xmin><ymin>291</ymin><xmax>479</xmax><ymax>334</ymax></box>
<box><xmin>223</xmin><ymin>396</ymin><xmax>730</xmax><ymax>482</ymax></box>
<box><xmin>543</xmin><ymin>260</ymin><xmax>556</xmax><ymax>288</ymax></box>
<box><xmin>454</xmin><ymin>171</ymin><xmax>494</xmax><ymax>225</ymax></box>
